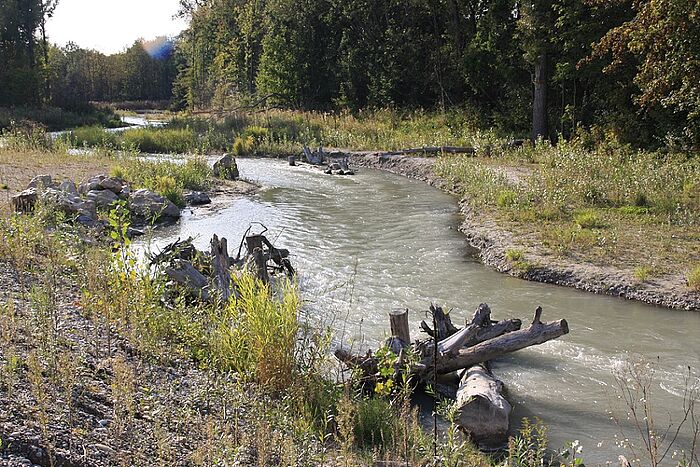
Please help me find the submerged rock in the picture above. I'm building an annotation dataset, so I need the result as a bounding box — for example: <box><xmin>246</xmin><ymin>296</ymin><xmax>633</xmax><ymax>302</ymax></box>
<box><xmin>213</xmin><ymin>154</ymin><xmax>239</xmax><ymax>180</ymax></box>
<box><xmin>129</xmin><ymin>189</ymin><xmax>181</xmax><ymax>223</ymax></box>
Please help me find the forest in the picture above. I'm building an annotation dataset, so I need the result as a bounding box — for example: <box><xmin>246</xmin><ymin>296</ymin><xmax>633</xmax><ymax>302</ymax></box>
<box><xmin>1</xmin><ymin>0</ymin><xmax>699</xmax><ymax>148</ymax></box>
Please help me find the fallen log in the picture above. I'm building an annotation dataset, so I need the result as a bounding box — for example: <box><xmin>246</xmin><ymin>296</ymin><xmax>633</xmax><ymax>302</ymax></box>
<box><xmin>420</xmin><ymin>304</ymin><xmax>459</xmax><ymax>339</ymax></box>
<box><xmin>423</xmin><ymin>307</ymin><xmax>568</xmax><ymax>377</ymax></box>
<box><xmin>456</xmin><ymin>364</ymin><xmax>512</xmax><ymax>449</ymax></box>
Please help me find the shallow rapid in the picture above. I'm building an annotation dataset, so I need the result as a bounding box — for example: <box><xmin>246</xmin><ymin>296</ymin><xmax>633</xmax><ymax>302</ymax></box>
<box><xmin>138</xmin><ymin>158</ymin><xmax>700</xmax><ymax>465</ymax></box>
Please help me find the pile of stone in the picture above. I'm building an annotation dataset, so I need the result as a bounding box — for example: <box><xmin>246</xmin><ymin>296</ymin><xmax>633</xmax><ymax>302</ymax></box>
<box><xmin>11</xmin><ymin>174</ymin><xmax>186</xmax><ymax>228</ymax></box>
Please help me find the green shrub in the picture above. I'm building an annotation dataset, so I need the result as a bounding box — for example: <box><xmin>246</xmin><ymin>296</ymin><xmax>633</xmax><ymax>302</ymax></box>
<box><xmin>505</xmin><ymin>248</ymin><xmax>524</xmax><ymax>262</ymax></box>
<box><xmin>353</xmin><ymin>397</ymin><xmax>396</xmax><ymax>449</ymax></box>
<box><xmin>120</xmin><ymin>127</ymin><xmax>197</xmax><ymax>154</ymax></box>
<box><xmin>113</xmin><ymin>156</ymin><xmax>212</xmax><ymax>193</ymax></box>
<box><xmin>154</xmin><ymin>175</ymin><xmax>184</xmax><ymax>207</ymax></box>
<box><xmin>634</xmin><ymin>265</ymin><xmax>653</xmax><ymax>282</ymax></box>
<box><xmin>573</xmin><ymin>209</ymin><xmax>605</xmax><ymax>229</ymax></box>
<box><xmin>687</xmin><ymin>265</ymin><xmax>700</xmax><ymax>291</ymax></box>
<box><xmin>497</xmin><ymin>190</ymin><xmax>519</xmax><ymax>208</ymax></box>
<box><xmin>63</xmin><ymin>126</ymin><xmax>117</xmax><ymax>147</ymax></box>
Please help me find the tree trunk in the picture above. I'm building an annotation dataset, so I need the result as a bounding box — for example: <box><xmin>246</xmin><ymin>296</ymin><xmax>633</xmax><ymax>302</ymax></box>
<box><xmin>210</xmin><ymin>234</ymin><xmax>234</xmax><ymax>301</ymax></box>
<box><xmin>246</xmin><ymin>235</ymin><xmax>269</xmax><ymax>284</ymax></box>
<box><xmin>456</xmin><ymin>364</ymin><xmax>512</xmax><ymax>449</ymax></box>
<box><xmin>533</xmin><ymin>52</ymin><xmax>549</xmax><ymax>142</ymax></box>
<box><xmin>389</xmin><ymin>309</ymin><xmax>411</xmax><ymax>347</ymax></box>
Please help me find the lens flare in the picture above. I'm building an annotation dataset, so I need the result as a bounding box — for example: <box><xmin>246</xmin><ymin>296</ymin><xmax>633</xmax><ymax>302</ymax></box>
<box><xmin>141</xmin><ymin>36</ymin><xmax>174</xmax><ymax>60</ymax></box>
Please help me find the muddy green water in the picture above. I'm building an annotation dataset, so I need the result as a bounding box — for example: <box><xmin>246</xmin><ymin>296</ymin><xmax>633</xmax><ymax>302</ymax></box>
<box><xmin>139</xmin><ymin>158</ymin><xmax>700</xmax><ymax>465</ymax></box>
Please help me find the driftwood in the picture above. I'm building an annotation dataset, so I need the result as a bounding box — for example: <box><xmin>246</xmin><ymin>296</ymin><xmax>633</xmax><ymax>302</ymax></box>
<box><xmin>423</xmin><ymin>307</ymin><xmax>568</xmax><ymax>377</ymax></box>
<box><xmin>210</xmin><ymin>234</ymin><xmax>234</xmax><ymax>301</ymax></box>
<box><xmin>164</xmin><ymin>259</ymin><xmax>211</xmax><ymax>302</ymax></box>
<box><xmin>456</xmin><ymin>364</ymin><xmax>512</xmax><ymax>449</ymax></box>
<box><xmin>335</xmin><ymin>303</ymin><xmax>568</xmax><ymax>448</ymax></box>
<box><xmin>246</xmin><ymin>235</ymin><xmax>270</xmax><ymax>284</ymax></box>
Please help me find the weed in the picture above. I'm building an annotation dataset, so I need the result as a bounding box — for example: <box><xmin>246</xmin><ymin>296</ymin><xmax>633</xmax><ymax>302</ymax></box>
<box><xmin>687</xmin><ymin>265</ymin><xmax>700</xmax><ymax>291</ymax></box>
<box><xmin>497</xmin><ymin>190</ymin><xmax>519</xmax><ymax>209</ymax></box>
<box><xmin>505</xmin><ymin>248</ymin><xmax>525</xmax><ymax>262</ymax></box>
<box><xmin>634</xmin><ymin>265</ymin><xmax>654</xmax><ymax>282</ymax></box>
<box><xmin>506</xmin><ymin>417</ymin><xmax>550</xmax><ymax>466</ymax></box>
<box><xmin>573</xmin><ymin>209</ymin><xmax>605</xmax><ymax>229</ymax></box>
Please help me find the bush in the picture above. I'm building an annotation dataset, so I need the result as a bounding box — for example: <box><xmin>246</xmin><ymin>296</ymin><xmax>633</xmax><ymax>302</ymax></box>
<box><xmin>634</xmin><ymin>265</ymin><xmax>653</xmax><ymax>282</ymax></box>
<box><xmin>353</xmin><ymin>397</ymin><xmax>396</xmax><ymax>449</ymax></box>
<box><xmin>153</xmin><ymin>175</ymin><xmax>184</xmax><ymax>207</ymax></box>
<box><xmin>497</xmin><ymin>190</ymin><xmax>519</xmax><ymax>208</ymax></box>
<box><xmin>573</xmin><ymin>209</ymin><xmax>605</xmax><ymax>229</ymax></box>
<box><xmin>120</xmin><ymin>127</ymin><xmax>197</xmax><ymax>154</ymax></box>
<box><xmin>63</xmin><ymin>126</ymin><xmax>118</xmax><ymax>147</ymax></box>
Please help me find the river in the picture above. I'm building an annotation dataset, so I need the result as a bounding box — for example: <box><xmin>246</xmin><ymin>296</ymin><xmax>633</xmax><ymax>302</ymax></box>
<box><xmin>137</xmin><ymin>157</ymin><xmax>700</xmax><ymax>465</ymax></box>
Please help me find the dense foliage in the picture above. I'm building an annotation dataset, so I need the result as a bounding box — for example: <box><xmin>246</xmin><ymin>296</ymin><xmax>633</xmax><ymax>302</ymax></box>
<box><xmin>171</xmin><ymin>0</ymin><xmax>700</xmax><ymax>147</ymax></box>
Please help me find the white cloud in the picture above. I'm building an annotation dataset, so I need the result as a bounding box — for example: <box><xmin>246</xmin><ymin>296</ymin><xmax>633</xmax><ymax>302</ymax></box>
<box><xmin>46</xmin><ymin>0</ymin><xmax>188</xmax><ymax>55</ymax></box>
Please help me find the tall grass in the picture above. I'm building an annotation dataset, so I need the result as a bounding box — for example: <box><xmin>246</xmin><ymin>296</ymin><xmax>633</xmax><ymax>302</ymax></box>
<box><xmin>110</xmin><ymin>156</ymin><xmax>212</xmax><ymax>206</ymax></box>
<box><xmin>437</xmin><ymin>138</ymin><xmax>700</xmax><ymax>227</ymax></box>
<box><xmin>121</xmin><ymin>127</ymin><xmax>198</xmax><ymax>154</ymax></box>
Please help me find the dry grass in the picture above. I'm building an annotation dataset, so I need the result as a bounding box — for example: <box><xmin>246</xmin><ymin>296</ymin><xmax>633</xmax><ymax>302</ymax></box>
<box><xmin>0</xmin><ymin>148</ymin><xmax>113</xmax><ymax>197</ymax></box>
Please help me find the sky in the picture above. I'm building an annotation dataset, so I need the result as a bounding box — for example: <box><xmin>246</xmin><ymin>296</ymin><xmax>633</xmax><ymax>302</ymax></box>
<box><xmin>46</xmin><ymin>0</ymin><xmax>188</xmax><ymax>55</ymax></box>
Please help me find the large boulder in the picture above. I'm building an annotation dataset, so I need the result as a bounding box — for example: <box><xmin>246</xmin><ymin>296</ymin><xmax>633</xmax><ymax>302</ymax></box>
<box><xmin>129</xmin><ymin>189</ymin><xmax>181</xmax><ymax>223</ymax></box>
<box><xmin>86</xmin><ymin>189</ymin><xmax>119</xmax><ymax>209</ymax></box>
<box><xmin>44</xmin><ymin>188</ymin><xmax>97</xmax><ymax>219</ymax></box>
<box><xmin>213</xmin><ymin>154</ymin><xmax>239</xmax><ymax>180</ymax></box>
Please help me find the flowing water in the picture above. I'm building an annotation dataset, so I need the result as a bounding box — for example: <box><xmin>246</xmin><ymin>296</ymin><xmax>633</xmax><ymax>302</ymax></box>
<box><xmin>137</xmin><ymin>158</ymin><xmax>700</xmax><ymax>465</ymax></box>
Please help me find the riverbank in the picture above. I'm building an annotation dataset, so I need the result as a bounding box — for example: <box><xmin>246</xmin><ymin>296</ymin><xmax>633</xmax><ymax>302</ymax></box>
<box><xmin>345</xmin><ymin>151</ymin><xmax>700</xmax><ymax>311</ymax></box>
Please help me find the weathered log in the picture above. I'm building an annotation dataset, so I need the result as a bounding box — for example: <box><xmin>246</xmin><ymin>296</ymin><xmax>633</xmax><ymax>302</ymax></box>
<box><xmin>455</xmin><ymin>364</ymin><xmax>512</xmax><ymax>449</ymax></box>
<box><xmin>424</xmin><ymin>307</ymin><xmax>568</xmax><ymax>376</ymax></box>
<box><xmin>389</xmin><ymin>308</ymin><xmax>411</xmax><ymax>347</ymax></box>
<box><xmin>210</xmin><ymin>234</ymin><xmax>234</xmax><ymax>301</ymax></box>
<box><xmin>466</xmin><ymin>318</ymin><xmax>522</xmax><ymax>348</ymax></box>
<box><xmin>420</xmin><ymin>304</ymin><xmax>459</xmax><ymax>340</ymax></box>
<box><xmin>245</xmin><ymin>235</ymin><xmax>270</xmax><ymax>284</ymax></box>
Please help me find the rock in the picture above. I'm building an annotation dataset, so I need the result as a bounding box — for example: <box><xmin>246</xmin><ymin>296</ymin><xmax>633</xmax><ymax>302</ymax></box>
<box><xmin>119</xmin><ymin>185</ymin><xmax>131</xmax><ymax>199</ymax></box>
<box><xmin>11</xmin><ymin>187</ymin><xmax>38</xmax><ymax>212</ymax></box>
<box><xmin>91</xmin><ymin>443</ymin><xmax>117</xmax><ymax>456</ymax></box>
<box><xmin>129</xmin><ymin>189</ymin><xmax>181</xmax><ymax>223</ymax></box>
<box><xmin>213</xmin><ymin>154</ymin><xmax>239</xmax><ymax>180</ymax></box>
<box><xmin>86</xmin><ymin>189</ymin><xmax>119</xmax><ymax>209</ymax></box>
<box><xmin>27</xmin><ymin>174</ymin><xmax>53</xmax><ymax>189</ymax></box>
<box><xmin>79</xmin><ymin>175</ymin><xmax>107</xmax><ymax>194</ymax></box>
<box><xmin>57</xmin><ymin>179</ymin><xmax>78</xmax><ymax>195</ymax></box>
<box><xmin>43</xmin><ymin>188</ymin><xmax>97</xmax><ymax>218</ymax></box>
<box><xmin>97</xmin><ymin>418</ymin><xmax>111</xmax><ymax>427</ymax></box>
<box><xmin>99</xmin><ymin>176</ymin><xmax>126</xmax><ymax>194</ymax></box>
<box><xmin>184</xmin><ymin>191</ymin><xmax>211</xmax><ymax>206</ymax></box>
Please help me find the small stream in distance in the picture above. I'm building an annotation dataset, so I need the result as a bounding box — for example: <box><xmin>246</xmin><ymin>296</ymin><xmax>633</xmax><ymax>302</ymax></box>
<box><xmin>136</xmin><ymin>157</ymin><xmax>700</xmax><ymax>465</ymax></box>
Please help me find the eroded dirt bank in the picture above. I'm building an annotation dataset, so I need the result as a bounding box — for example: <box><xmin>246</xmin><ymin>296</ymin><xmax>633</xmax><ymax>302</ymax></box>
<box><xmin>345</xmin><ymin>151</ymin><xmax>700</xmax><ymax>311</ymax></box>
